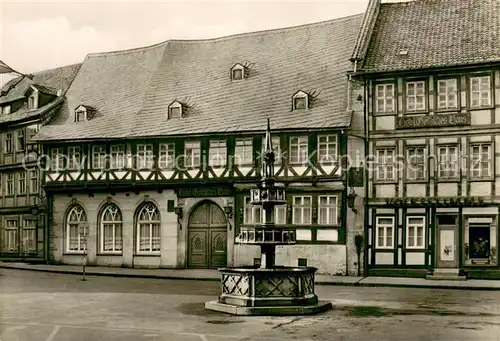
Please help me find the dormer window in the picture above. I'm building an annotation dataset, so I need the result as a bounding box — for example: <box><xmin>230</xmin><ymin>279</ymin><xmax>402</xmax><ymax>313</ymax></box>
<box><xmin>292</xmin><ymin>90</ymin><xmax>309</xmax><ymax>110</ymax></box>
<box><xmin>74</xmin><ymin>104</ymin><xmax>96</xmax><ymax>122</ymax></box>
<box><xmin>28</xmin><ymin>95</ymin><xmax>37</xmax><ymax>110</ymax></box>
<box><xmin>231</xmin><ymin>63</ymin><xmax>246</xmax><ymax>81</ymax></box>
<box><xmin>168</xmin><ymin>101</ymin><xmax>183</xmax><ymax>119</ymax></box>
<box><xmin>2</xmin><ymin>105</ymin><xmax>11</xmax><ymax>115</ymax></box>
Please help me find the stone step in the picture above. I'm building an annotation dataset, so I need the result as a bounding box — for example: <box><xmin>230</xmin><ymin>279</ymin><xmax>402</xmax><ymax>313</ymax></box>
<box><xmin>433</xmin><ymin>268</ymin><xmax>460</xmax><ymax>275</ymax></box>
<box><xmin>426</xmin><ymin>275</ymin><xmax>467</xmax><ymax>281</ymax></box>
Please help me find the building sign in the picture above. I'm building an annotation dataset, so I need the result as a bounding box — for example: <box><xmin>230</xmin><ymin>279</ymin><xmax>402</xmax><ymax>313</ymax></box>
<box><xmin>396</xmin><ymin>113</ymin><xmax>470</xmax><ymax>130</ymax></box>
<box><xmin>177</xmin><ymin>187</ymin><xmax>233</xmax><ymax>198</ymax></box>
<box><xmin>385</xmin><ymin>196</ymin><xmax>485</xmax><ymax>207</ymax></box>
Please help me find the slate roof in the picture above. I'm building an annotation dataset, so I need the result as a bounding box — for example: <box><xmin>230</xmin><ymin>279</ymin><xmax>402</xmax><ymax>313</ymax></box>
<box><xmin>30</xmin><ymin>83</ymin><xmax>60</xmax><ymax>96</ymax></box>
<box><xmin>0</xmin><ymin>64</ymin><xmax>80</xmax><ymax>105</ymax></box>
<box><xmin>35</xmin><ymin>14</ymin><xmax>363</xmax><ymax>142</ymax></box>
<box><xmin>362</xmin><ymin>0</ymin><xmax>500</xmax><ymax>73</ymax></box>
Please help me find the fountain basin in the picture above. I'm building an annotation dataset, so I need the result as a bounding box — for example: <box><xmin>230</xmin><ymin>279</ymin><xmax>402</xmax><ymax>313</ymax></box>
<box><xmin>205</xmin><ymin>266</ymin><xmax>332</xmax><ymax>316</ymax></box>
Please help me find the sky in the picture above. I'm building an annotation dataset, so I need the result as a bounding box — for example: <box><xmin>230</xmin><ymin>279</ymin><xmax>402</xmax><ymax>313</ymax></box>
<box><xmin>0</xmin><ymin>0</ymin><xmax>370</xmax><ymax>86</ymax></box>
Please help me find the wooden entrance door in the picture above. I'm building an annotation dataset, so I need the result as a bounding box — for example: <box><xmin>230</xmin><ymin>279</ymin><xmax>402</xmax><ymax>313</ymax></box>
<box><xmin>436</xmin><ymin>215</ymin><xmax>459</xmax><ymax>268</ymax></box>
<box><xmin>188</xmin><ymin>201</ymin><xmax>227</xmax><ymax>268</ymax></box>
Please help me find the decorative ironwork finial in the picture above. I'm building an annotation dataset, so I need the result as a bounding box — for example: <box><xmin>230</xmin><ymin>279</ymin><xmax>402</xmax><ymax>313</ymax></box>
<box><xmin>262</xmin><ymin>119</ymin><xmax>275</xmax><ymax>180</ymax></box>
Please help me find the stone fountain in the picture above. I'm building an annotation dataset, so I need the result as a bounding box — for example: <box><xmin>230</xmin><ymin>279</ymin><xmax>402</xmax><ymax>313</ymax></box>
<box><xmin>205</xmin><ymin>119</ymin><xmax>332</xmax><ymax>316</ymax></box>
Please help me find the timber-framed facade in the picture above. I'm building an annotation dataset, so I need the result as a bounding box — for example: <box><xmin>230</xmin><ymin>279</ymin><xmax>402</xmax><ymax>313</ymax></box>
<box><xmin>35</xmin><ymin>15</ymin><xmax>366</xmax><ymax>275</ymax></box>
<box><xmin>0</xmin><ymin>64</ymin><xmax>80</xmax><ymax>261</ymax></box>
<box><xmin>352</xmin><ymin>0</ymin><xmax>500</xmax><ymax>279</ymax></box>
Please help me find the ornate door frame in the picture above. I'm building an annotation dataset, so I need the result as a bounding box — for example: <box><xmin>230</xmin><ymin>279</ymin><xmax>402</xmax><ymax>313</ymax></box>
<box><xmin>187</xmin><ymin>200</ymin><xmax>228</xmax><ymax>269</ymax></box>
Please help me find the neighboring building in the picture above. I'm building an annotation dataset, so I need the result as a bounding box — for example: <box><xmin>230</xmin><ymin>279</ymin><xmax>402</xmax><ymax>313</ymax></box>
<box><xmin>0</xmin><ymin>64</ymin><xmax>80</xmax><ymax>261</ymax></box>
<box><xmin>34</xmin><ymin>15</ymin><xmax>366</xmax><ymax>275</ymax></box>
<box><xmin>352</xmin><ymin>0</ymin><xmax>500</xmax><ymax>279</ymax></box>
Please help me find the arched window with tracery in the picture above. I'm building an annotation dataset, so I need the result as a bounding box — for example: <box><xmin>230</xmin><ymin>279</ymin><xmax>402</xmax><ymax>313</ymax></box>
<box><xmin>100</xmin><ymin>204</ymin><xmax>123</xmax><ymax>253</ymax></box>
<box><xmin>66</xmin><ymin>205</ymin><xmax>87</xmax><ymax>252</ymax></box>
<box><xmin>136</xmin><ymin>203</ymin><xmax>160</xmax><ymax>254</ymax></box>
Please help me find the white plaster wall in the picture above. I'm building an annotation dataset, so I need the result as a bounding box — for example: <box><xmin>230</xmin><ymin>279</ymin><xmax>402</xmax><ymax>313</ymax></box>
<box><xmin>275</xmin><ymin>244</ymin><xmax>347</xmax><ymax>276</ymax></box>
<box><xmin>406</xmin><ymin>184</ymin><xmax>426</xmax><ymax>197</ymax></box>
<box><xmin>470</xmin><ymin>182</ymin><xmax>491</xmax><ymax>197</ymax></box>
<box><xmin>437</xmin><ymin>183</ymin><xmax>458</xmax><ymax>196</ymax></box>
<box><xmin>375</xmin><ymin>116</ymin><xmax>395</xmax><ymax>131</ymax></box>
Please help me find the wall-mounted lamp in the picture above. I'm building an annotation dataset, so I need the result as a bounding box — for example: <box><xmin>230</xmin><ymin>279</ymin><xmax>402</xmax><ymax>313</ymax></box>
<box><xmin>346</xmin><ymin>187</ymin><xmax>358</xmax><ymax>214</ymax></box>
<box><xmin>224</xmin><ymin>205</ymin><xmax>233</xmax><ymax>219</ymax></box>
<box><xmin>224</xmin><ymin>205</ymin><xmax>233</xmax><ymax>230</ymax></box>
<box><xmin>174</xmin><ymin>205</ymin><xmax>183</xmax><ymax>230</ymax></box>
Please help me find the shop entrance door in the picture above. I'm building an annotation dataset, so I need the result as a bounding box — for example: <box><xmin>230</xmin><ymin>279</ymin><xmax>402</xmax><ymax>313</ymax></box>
<box><xmin>436</xmin><ymin>215</ymin><xmax>459</xmax><ymax>268</ymax></box>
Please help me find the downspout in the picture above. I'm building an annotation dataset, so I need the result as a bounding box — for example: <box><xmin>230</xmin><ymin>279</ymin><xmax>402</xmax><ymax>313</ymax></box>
<box><xmin>363</xmin><ymin>75</ymin><xmax>369</xmax><ymax>277</ymax></box>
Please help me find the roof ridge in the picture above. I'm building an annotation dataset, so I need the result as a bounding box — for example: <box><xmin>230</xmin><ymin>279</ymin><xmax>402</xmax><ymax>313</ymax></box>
<box><xmin>84</xmin><ymin>13</ymin><xmax>363</xmax><ymax>57</ymax></box>
<box><xmin>165</xmin><ymin>13</ymin><xmax>364</xmax><ymax>44</ymax></box>
<box><xmin>86</xmin><ymin>40</ymin><xmax>169</xmax><ymax>57</ymax></box>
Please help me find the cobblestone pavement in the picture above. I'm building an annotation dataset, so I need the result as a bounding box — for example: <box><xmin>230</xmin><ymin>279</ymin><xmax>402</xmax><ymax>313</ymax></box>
<box><xmin>1</xmin><ymin>269</ymin><xmax>499</xmax><ymax>341</ymax></box>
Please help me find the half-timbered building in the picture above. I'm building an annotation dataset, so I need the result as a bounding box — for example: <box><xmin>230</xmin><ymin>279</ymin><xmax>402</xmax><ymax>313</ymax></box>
<box><xmin>34</xmin><ymin>15</ymin><xmax>366</xmax><ymax>275</ymax></box>
<box><xmin>0</xmin><ymin>64</ymin><xmax>80</xmax><ymax>261</ymax></box>
<box><xmin>352</xmin><ymin>0</ymin><xmax>500</xmax><ymax>279</ymax></box>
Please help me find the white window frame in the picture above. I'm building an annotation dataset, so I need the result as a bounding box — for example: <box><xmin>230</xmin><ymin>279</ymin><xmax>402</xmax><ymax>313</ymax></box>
<box><xmin>470</xmin><ymin>143</ymin><xmax>492</xmax><ymax>179</ymax></box>
<box><xmin>375</xmin><ymin>216</ymin><xmax>395</xmax><ymax>249</ymax></box>
<box><xmin>438</xmin><ymin>145</ymin><xmax>459</xmax><ymax>179</ymax></box>
<box><xmin>100</xmin><ymin>205</ymin><xmax>123</xmax><ymax>254</ymax></box>
<box><xmin>274</xmin><ymin>205</ymin><xmax>287</xmax><ymax>225</ymax></box>
<box><xmin>209</xmin><ymin>140</ymin><xmax>227</xmax><ymax>167</ymax></box>
<box><xmin>406</xmin><ymin>216</ymin><xmax>425</xmax><ymax>249</ymax></box>
<box><xmin>110</xmin><ymin>145</ymin><xmax>126</xmax><ymax>169</ymax></box>
<box><xmin>317</xmin><ymin>135</ymin><xmax>338</xmax><ymax>165</ymax></box>
<box><xmin>92</xmin><ymin>145</ymin><xmax>107</xmax><ymax>169</ymax></box>
<box><xmin>16</xmin><ymin>130</ymin><xmax>25</xmax><ymax>151</ymax></box>
<box><xmin>437</xmin><ymin>78</ymin><xmax>458</xmax><ymax>109</ymax></box>
<box><xmin>67</xmin><ymin>146</ymin><xmax>81</xmax><ymax>170</ymax></box>
<box><xmin>406</xmin><ymin>146</ymin><xmax>426</xmax><ymax>181</ymax></box>
<box><xmin>22</xmin><ymin>219</ymin><xmax>36</xmax><ymax>253</ymax></box>
<box><xmin>6</xmin><ymin>173</ymin><xmax>14</xmax><ymax>196</ymax></box>
<box><xmin>18</xmin><ymin>172</ymin><xmax>26</xmax><ymax>195</ymax></box>
<box><xmin>318</xmin><ymin>195</ymin><xmax>338</xmax><ymax>225</ymax></box>
<box><xmin>159</xmin><ymin>143</ymin><xmax>175</xmax><ymax>169</ymax></box>
<box><xmin>4</xmin><ymin>219</ymin><xmax>19</xmax><ymax>252</ymax></box>
<box><xmin>29</xmin><ymin>170</ymin><xmax>38</xmax><ymax>194</ymax></box>
<box><xmin>470</xmin><ymin>75</ymin><xmax>491</xmax><ymax>108</ymax></box>
<box><xmin>51</xmin><ymin>148</ymin><xmax>64</xmax><ymax>171</ymax></box>
<box><xmin>375</xmin><ymin>148</ymin><xmax>396</xmax><ymax>181</ymax></box>
<box><xmin>235</xmin><ymin>138</ymin><xmax>253</xmax><ymax>166</ymax></box>
<box><xmin>136</xmin><ymin>144</ymin><xmax>153</xmax><ymax>169</ymax></box>
<box><xmin>243</xmin><ymin>196</ymin><xmax>261</xmax><ymax>225</ymax></box>
<box><xmin>184</xmin><ymin>141</ymin><xmax>201</xmax><ymax>168</ymax></box>
<box><xmin>289</xmin><ymin>136</ymin><xmax>308</xmax><ymax>165</ymax></box>
<box><xmin>292</xmin><ymin>196</ymin><xmax>312</xmax><ymax>225</ymax></box>
<box><xmin>5</xmin><ymin>132</ymin><xmax>13</xmax><ymax>153</ymax></box>
<box><xmin>375</xmin><ymin>83</ymin><xmax>395</xmax><ymax>113</ymax></box>
<box><xmin>136</xmin><ymin>203</ymin><xmax>161</xmax><ymax>254</ymax></box>
<box><xmin>406</xmin><ymin>80</ymin><xmax>426</xmax><ymax>111</ymax></box>
<box><xmin>66</xmin><ymin>205</ymin><xmax>87</xmax><ymax>253</ymax></box>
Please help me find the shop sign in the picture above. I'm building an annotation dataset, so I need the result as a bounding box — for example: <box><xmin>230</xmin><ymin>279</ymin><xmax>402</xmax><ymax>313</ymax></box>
<box><xmin>396</xmin><ymin>112</ymin><xmax>470</xmax><ymax>129</ymax></box>
<box><xmin>177</xmin><ymin>187</ymin><xmax>233</xmax><ymax>198</ymax></box>
<box><xmin>385</xmin><ymin>196</ymin><xmax>485</xmax><ymax>207</ymax></box>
